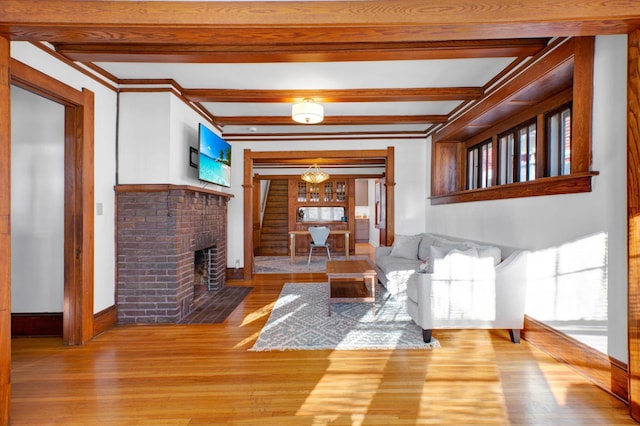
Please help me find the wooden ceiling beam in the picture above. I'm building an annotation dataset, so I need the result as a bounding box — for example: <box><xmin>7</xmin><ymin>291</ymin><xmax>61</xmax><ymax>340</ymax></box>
<box><xmin>185</xmin><ymin>88</ymin><xmax>483</xmax><ymax>103</ymax></box>
<box><xmin>1</xmin><ymin>1</ymin><xmax>639</xmax><ymax>45</ymax></box>
<box><xmin>55</xmin><ymin>39</ymin><xmax>549</xmax><ymax>63</ymax></box>
<box><xmin>214</xmin><ymin>115</ymin><xmax>447</xmax><ymax>126</ymax></box>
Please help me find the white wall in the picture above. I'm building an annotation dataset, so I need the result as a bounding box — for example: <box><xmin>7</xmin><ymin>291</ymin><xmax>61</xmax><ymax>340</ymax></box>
<box><xmin>118</xmin><ymin>92</ymin><xmax>172</xmax><ymax>184</ymax></box>
<box><xmin>10</xmin><ymin>86</ymin><xmax>65</xmax><ymax>312</ymax></box>
<box><xmin>424</xmin><ymin>35</ymin><xmax>628</xmax><ymax>362</ymax></box>
<box><xmin>118</xmin><ymin>92</ymin><xmax>224</xmax><ymax>186</ymax></box>
<box><xmin>11</xmin><ymin>42</ymin><xmax>118</xmax><ymax>313</ymax></box>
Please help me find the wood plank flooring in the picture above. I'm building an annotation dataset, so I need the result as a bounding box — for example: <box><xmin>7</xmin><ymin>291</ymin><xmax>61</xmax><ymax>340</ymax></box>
<box><xmin>10</xmin><ymin>270</ymin><xmax>635</xmax><ymax>424</ymax></box>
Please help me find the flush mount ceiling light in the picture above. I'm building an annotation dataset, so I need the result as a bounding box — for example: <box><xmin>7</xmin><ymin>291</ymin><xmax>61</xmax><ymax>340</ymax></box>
<box><xmin>292</xmin><ymin>98</ymin><xmax>324</xmax><ymax>124</ymax></box>
<box><xmin>301</xmin><ymin>163</ymin><xmax>330</xmax><ymax>183</ymax></box>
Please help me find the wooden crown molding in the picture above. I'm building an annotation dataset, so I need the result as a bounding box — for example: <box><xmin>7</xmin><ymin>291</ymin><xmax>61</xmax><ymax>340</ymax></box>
<box><xmin>55</xmin><ymin>39</ymin><xmax>549</xmax><ymax>63</ymax></box>
<box><xmin>1</xmin><ymin>1</ymin><xmax>639</xmax><ymax>45</ymax></box>
<box><xmin>214</xmin><ymin>115</ymin><xmax>446</xmax><ymax>127</ymax></box>
<box><xmin>183</xmin><ymin>87</ymin><xmax>483</xmax><ymax>103</ymax></box>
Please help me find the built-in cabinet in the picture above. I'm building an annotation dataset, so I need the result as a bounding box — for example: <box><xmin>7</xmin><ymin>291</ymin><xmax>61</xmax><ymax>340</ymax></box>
<box><xmin>289</xmin><ymin>177</ymin><xmax>355</xmax><ymax>256</ymax></box>
<box><xmin>355</xmin><ymin>218</ymin><xmax>369</xmax><ymax>242</ymax></box>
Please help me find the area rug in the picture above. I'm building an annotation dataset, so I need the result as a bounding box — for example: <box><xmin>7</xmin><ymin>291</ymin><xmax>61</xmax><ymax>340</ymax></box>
<box><xmin>250</xmin><ymin>283</ymin><xmax>440</xmax><ymax>351</ymax></box>
<box><xmin>179</xmin><ymin>286</ymin><xmax>253</xmax><ymax>324</ymax></box>
<box><xmin>254</xmin><ymin>255</ymin><xmax>370</xmax><ymax>274</ymax></box>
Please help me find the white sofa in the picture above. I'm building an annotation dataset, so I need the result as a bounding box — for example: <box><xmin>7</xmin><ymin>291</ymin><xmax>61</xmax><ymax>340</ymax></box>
<box><xmin>375</xmin><ymin>233</ymin><xmax>529</xmax><ymax>343</ymax></box>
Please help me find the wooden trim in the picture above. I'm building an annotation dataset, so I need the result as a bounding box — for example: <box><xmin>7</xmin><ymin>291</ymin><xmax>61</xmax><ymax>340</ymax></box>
<box><xmin>430</xmin><ymin>172</ymin><xmax>598</xmax><ymax>205</ymax></box>
<box><xmin>385</xmin><ymin>147</ymin><xmax>395</xmax><ymax>246</ymax></box>
<box><xmin>11</xmin><ymin>54</ymin><xmax>96</xmax><ymax>347</ymax></box>
<box><xmin>114</xmin><ymin>184</ymin><xmax>234</xmax><ymax>199</ymax></box>
<box><xmin>183</xmin><ymin>87</ymin><xmax>484</xmax><ymax>103</ymax></box>
<box><xmin>11</xmin><ymin>313</ymin><xmax>63</xmax><ymax>336</ymax></box>
<box><xmin>64</xmin><ymin>105</ymin><xmax>82</xmax><ymax>345</ymax></box>
<box><xmin>213</xmin><ymin>115</ymin><xmax>447</xmax><ymax>127</ymax></box>
<box><xmin>1</xmin><ymin>1</ymin><xmax>639</xmax><ymax>44</ymax></box>
<box><xmin>435</xmin><ymin>38</ymin><xmax>575</xmax><ymax>143</ymax></box>
<box><xmin>243</xmin><ymin>150</ymin><xmax>254</xmax><ymax>280</ymax></box>
<box><xmin>80</xmin><ymin>88</ymin><xmax>95</xmax><ymax>344</ymax></box>
<box><xmin>93</xmin><ymin>305</ymin><xmax>117</xmax><ymax>337</ymax></box>
<box><xmin>0</xmin><ymin>35</ymin><xmax>11</xmax><ymax>426</ymax></box>
<box><xmin>30</xmin><ymin>42</ymin><xmax>117</xmax><ymax>92</ymax></box>
<box><xmin>571</xmin><ymin>36</ymin><xmax>595</xmax><ymax>173</ymax></box>
<box><xmin>523</xmin><ymin>316</ymin><xmax>628</xmax><ymax>403</ymax></box>
<box><xmin>462</xmin><ymin>87</ymin><xmax>574</xmax><ymax>149</ymax></box>
<box><xmin>627</xmin><ymin>27</ymin><xmax>640</xmax><ymax>422</ymax></box>
<box><xmin>10</xmin><ymin>59</ymin><xmax>83</xmax><ymax>105</ymax></box>
<box><xmin>57</xmin><ymin>39</ymin><xmax>549</xmax><ymax>63</ymax></box>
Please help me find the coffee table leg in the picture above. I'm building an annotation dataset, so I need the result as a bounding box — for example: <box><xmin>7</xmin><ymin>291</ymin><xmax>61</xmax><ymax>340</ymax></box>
<box><xmin>328</xmin><ymin>279</ymin><xmax>332</xmax><ymax>316</ymax></box>
<box><xmin>370</xmin><ymin>276</ymin><xmax>376</xmax><ymax>316</ymax></box>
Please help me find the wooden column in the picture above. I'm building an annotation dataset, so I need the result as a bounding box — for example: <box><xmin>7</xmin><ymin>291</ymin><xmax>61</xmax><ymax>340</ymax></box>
<box><xmin>0</xmin><ymin>35</ymin><xmax>11</xmax><ymax>426</ymax></box>
<box><xmin>572</xmin><ymin>36</ymin><xmax>595</xmax><ymax>173</ymax></box>
<box><xmin>243</xmin><ymin>149</ymin><xmax>254</xmax><ymax>280</ymax></box>
<box><xmin>628</xmin><ymin>28</ymin><xmax>640</xmax><ymax>422</ymax></box>
<box><xmin>385</xmin><ymin>146</ymin><xmax>395</xmax><ymax>246</ymax></box>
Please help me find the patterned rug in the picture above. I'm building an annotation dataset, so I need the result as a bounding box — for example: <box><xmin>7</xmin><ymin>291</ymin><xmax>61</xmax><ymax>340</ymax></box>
<box><xmin>250</xmin><ymin>283</ymin><xmax>440</xmax><ymax>351</ymax></box>
<box><xmin>254</xmin><ymin>255</ymin><xmax>370</xmax><ymax>274</ymax></box>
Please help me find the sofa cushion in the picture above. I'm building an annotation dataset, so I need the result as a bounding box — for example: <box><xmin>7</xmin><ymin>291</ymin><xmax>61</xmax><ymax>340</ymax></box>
<box><xmin>389</xmin><ymin>234</ymin><xmax>421</xmax><ymax>260</ymax></box>
<box><xmin>377</xmin><ymin>253</ymin><xmax>421</xmax><ymax>274</ymax></box>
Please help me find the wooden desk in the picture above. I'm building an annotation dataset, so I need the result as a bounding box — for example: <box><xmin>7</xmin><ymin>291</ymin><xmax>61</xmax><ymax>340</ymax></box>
<box><xmin>326</xmin><ymin>259</ymin><xmax>377</xmax><ymax>316</ymax></box>
<box><xmin>289</xmin><ymin>229</ymin><xmax>350</xmax><ymax>264</ymax></box>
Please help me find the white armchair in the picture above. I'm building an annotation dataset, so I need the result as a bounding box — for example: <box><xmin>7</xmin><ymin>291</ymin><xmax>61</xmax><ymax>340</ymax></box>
<box><xmin>406</xmin><ymin>248</ymin><xmax>529</xmax><ymax>343</ymax></box>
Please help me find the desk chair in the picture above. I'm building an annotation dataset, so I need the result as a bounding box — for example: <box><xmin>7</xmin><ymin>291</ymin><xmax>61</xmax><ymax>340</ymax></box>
<box><xmin>308</xmin><ymin>226</ymin><xmax>331</xmax><ymax>264</ymax></box>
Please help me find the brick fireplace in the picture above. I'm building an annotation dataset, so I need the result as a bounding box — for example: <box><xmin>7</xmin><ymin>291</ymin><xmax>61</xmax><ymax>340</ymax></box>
<box><xmin>115</xmin><ymin>184</ymin><xmax>232</xmax><ymax>323</ymax></box>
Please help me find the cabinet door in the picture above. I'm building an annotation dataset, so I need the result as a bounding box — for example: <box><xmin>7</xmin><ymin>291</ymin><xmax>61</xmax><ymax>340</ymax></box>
<box><xmin>335</xmin><ymin>180</ymin><xmax>347</xmax><ymax>201</ymax></box>
<box><xmin>323</xmin><ymin>181</ymin><xmax>334</xmax><ymax>202</ymax></box>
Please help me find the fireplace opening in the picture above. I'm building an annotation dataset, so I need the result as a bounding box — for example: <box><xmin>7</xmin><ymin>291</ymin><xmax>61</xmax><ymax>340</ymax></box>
<box><xmin>193</xmin><ymin>245</ymin><xmax>222</xmax><ymax>302</ymax></box>
<box><xmin>194</xmin><ymin>249</ymin><xmax>209</xmax><ymax>300</ymax></box>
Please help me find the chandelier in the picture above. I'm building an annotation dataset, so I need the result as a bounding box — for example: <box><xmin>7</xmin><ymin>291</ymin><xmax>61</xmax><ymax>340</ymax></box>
<box><xmin>291</xmin><ymin>98</ymin><xmax>324</xmax><ymax>124</ymax></box>
<box><xmin>301</xmin><ymin>163</ymin><xmax>330</xmax><ymax>183</ymax></box>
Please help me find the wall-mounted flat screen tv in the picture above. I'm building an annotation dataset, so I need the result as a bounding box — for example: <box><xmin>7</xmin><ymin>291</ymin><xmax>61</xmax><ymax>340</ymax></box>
<box><xmin>198</xmin><ymin>123</ymin><xmax>231</xmax><ymax>187</ymax></box>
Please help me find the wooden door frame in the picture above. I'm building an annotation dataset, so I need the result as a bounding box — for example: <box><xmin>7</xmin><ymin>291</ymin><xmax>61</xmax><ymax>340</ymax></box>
<box><xmin>243</xmin><ymin>147</ymin><xmax>394</xmax><ymax>280</ymax></box>
<box><xmin>627</xmin><ymin>28</ymin><xmax>640</xmax><ymax>422</ymax></box>
<box><xmin>0</xmin><ymin>55</ymin><xmax>94</xmax><ymax>348</ymax></box>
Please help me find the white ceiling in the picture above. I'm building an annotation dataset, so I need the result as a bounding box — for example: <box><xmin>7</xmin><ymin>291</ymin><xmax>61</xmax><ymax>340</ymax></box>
<box><xmin>95</xmin><ymin>57</ymin><xmax>520</xmax><ymax>137</ymax></box>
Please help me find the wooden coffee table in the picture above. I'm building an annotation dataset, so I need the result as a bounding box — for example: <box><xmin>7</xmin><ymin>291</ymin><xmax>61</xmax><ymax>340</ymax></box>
<box><xmin>326</xmin><ymin>259</ymin><xmax>377</xmax><ymax>316</ymax></box>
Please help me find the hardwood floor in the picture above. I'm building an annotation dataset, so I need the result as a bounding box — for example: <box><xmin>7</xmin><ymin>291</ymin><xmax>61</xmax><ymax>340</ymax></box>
<box><xmin>10</xmin><ymin>265</ymin><xmax>635</xmax><ymax>424</ymax></box>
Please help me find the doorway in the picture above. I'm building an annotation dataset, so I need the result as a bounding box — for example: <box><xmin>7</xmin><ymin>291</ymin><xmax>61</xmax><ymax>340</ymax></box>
<box><xmin>8</xmin><ymin>59</ymin><xmax>95</xmax><ymax>345</ymax></box>
<box><xmin>10</xmin><ymin>86</ymin><xmax>65</xmax><ymax>336</ymax></box>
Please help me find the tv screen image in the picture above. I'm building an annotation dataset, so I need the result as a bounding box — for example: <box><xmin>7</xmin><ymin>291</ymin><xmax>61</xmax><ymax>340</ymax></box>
<box><xmin>198</xmin><ymin>123</ymin><xmax>231</xmax><ymax>187</ymax></box>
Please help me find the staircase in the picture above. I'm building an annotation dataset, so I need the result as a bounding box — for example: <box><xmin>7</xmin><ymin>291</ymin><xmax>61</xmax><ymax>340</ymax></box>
<box><xmin>257</xmin><ymin>179</ymin><xmax>289</xmax><ymax>256</ymax></box>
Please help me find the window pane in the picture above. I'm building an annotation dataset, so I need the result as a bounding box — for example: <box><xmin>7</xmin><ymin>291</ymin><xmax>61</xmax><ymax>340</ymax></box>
<box><xmin>562</xmin><ymin>108</ymin><xmax>571</xmax><ymax>175</ymax></box>
<box><xmin>473</xmin><ymin>148</ymin><xmax>479</xmax><ymax>189</ymax></box>
<box><xmin>548</xmin><ymin>113</ymin><xmax>560</xmax><ymax>177</ymax></box>
<box><xmin>528</xmin><ymin>123</ymin><xmax>536</xmax><ymax>181</ymax></box>
<box><xmin>507</xmin><ymin>134</ymin><xmax>514</xmax><ymax>184</ymax></box>
<box><xmin>519</xmin><ymin>128</ymin><xmax>527</xmax><ymax>182</ymax></box>
<box><xmin>481</xmin><ymin>144</ymin><xmax>487</xmax><ymax>188</ymax></box>
<box><xmin>487</xmin><ymin>142</ymin><xmax>493</xmax><ymax>187</ymax></box>
<box><xmin>468</xmin><ymin>150</ymin><xmax>474</xmax><ymax>189</ymax></box>
<box><xmin>499</xmin><ymin>137</ymin><xmax>507</xmax><ymax>184</ymax></box>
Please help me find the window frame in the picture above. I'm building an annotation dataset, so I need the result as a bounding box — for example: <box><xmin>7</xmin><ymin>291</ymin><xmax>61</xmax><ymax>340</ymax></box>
<box><xmin>430</xmin><ymin>37</ymin><xmax>596</xmax><ymax>205</ymax></box>
<box><xmin>467</xmin><ymin>139</ymin><xmax>493</xmax><ymax>190</ymax></box>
